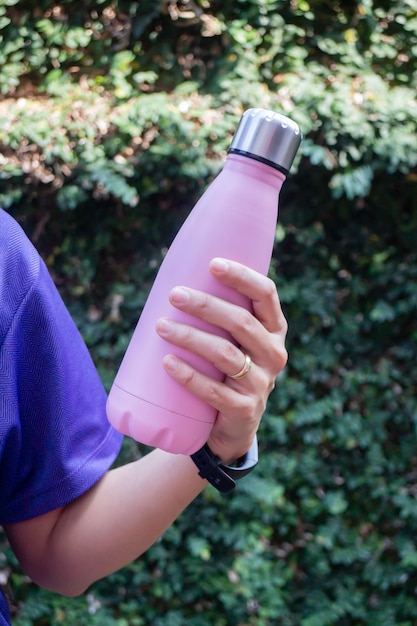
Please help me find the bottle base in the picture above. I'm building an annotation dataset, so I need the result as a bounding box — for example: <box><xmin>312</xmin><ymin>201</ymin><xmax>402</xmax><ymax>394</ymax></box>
<box><xmin>106</xmin><ymin>383</ymin><xmax>214</xmax><ymax>455</ymax></box>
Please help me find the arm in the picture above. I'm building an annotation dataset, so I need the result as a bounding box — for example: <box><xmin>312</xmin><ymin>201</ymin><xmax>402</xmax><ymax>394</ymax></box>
<box><xmin>4</xmin><ymin>258</ymin><xmax>288</xmax><ymax>597</ymax></box>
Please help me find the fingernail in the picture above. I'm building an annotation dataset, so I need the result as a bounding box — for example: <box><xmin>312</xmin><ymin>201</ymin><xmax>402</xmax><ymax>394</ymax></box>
<box><xmin>163</xmin><ymin>355</ymin><xmax>178</xmax><ymax>373</ymax></box>
<box><xmin>211</xmin><ymin>258</ymin><xmax>229</xmax><ymax>273</ymax></box>
<box><xmin>156</xmin><ymin>318</ymin><xmax>173</xmax><ymax>337</ymax></box>
<box><xmin>171</xmin><ymin>287</ymin><xmax>190</xmax><ymax>304</ymax></box>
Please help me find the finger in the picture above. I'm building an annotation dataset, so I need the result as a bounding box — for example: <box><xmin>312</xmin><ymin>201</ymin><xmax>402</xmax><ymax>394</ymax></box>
<box><xmin>210</xmin><ymin>258</ymin><xmax>287</xmax><ymax>335</ymax></box>
<box><xmin>161</xmin><ymin>353</ymin><xmax>260</xmax><ymax>420</ymax></box>
<box><xmin>169</xmin><ymin>286</ymin><xmax>286</xmax><ymax>370</ymax></box>
<box><xmin>156</xmin><ymin>317</ymin><xmax>260</xmax><ymax>385</ymax></box>
<box><xmin>169</xmin><ymin>286</ymin><xmax>263</xmax><ymax>359</ymax></box>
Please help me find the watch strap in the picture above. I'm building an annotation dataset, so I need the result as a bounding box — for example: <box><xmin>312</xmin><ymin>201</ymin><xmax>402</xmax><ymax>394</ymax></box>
<box><xmin>191</xmin><ymin>436</ymin><xmax>258</xmax><ymax>494</ymax></box>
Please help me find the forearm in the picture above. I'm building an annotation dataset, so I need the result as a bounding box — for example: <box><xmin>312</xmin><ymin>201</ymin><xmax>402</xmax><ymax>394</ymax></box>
<box><xmin>6</xmin><ymin>450</ymin><xmax>206</xmax><ymax>596</ymax></box>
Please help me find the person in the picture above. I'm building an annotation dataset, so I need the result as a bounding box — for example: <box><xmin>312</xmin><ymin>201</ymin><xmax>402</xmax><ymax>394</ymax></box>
<box><xmin>0</xmin><ymin>207</ymin><xmax>288</xmax><ymax>624</ymax></box>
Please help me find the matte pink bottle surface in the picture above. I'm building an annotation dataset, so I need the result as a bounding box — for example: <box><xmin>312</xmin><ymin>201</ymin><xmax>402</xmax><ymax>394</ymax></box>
<box><xmin>106</xmin><ymin>109</ymin><xmax>301</xmax><ymax>454</ymax></box>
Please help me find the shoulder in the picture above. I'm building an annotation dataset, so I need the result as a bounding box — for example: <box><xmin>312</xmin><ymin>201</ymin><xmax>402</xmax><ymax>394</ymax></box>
<box><xmin>0</xmin><ymin>210</ymin><xmax>40</xmax><ymax>343</ymax></box>
<box><xmin>0</xmin><ymin>210</ymin><xmax>40</xmax><ymax>280</ymax></box>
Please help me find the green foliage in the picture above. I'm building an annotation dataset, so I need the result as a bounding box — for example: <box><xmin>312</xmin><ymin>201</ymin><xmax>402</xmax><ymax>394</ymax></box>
<box><xmin>1</xmin><ymin>0</ymin><xmax>417</xmax><ymax>624</ymax></box>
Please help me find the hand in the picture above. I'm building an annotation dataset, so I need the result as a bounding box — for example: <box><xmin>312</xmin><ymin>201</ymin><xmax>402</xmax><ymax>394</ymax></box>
<box><xmin>156</xmin><ymin>258</ymin><xmax>288</xmax><ymax>463</ymax></box>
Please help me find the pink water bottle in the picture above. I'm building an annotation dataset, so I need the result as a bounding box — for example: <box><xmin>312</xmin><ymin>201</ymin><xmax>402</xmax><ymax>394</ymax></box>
<box><xmin>106</xmin><ymin>108</ymin><xmax>301</xmax><ymax>454</ymax></box>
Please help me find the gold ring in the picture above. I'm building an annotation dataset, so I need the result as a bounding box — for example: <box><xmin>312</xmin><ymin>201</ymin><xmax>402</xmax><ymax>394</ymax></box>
<box><xmin>229</xmin><ymin>353</ymin><xmax>252</xmax><ymax>380</ymax></box>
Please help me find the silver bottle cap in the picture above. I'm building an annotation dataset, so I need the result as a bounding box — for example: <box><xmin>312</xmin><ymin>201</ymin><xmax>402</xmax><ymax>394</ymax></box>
<box><xmin>229</xmin><ymin>108</ymin><xmax>302</xmax><ymax>174</ymax></box>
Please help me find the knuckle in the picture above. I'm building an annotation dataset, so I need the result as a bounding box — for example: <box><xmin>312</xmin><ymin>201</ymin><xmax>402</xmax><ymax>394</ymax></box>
<box><xmin>206</xmin><ymin>381</ymin><xmax>223</xmax><ymax>405</ymax></box>
<box><xmin>256</xmin><ymin>368</ymin><xmax>276</xmax><ymax>399</ymax></box>
<box><xmin>182</xmin><ymin>367</ymin><xmax>197</xmax><ymax>388</ymax></box>
<box><xmin>264</xmin><ymin>276</ymin><xmax>278</xmax><ymax>300</ymax></box>
<box><xmin>181</xmin><ymin>324</ymin><xmax>195</xmax><ymax>347</ymax></box>
<box><xmin>271</xmin><ymin>343</ymin><xmax>288</xmax><ymax>372</ymax></box>
<box><xmin>234</xmin><ymin>308</ymin><xmax>256</xmax><ymax>335</ymax></box>
<box><xmin>239</xmin><ymin>395</ymin><xmax>258</xmax><ymax>420</ymax></box>
<box><xmin>213</xmin><ymin>340</ymin><xmax>237</xmax><ymax>370</ymax></box>
<box><xmin>196</xmin><ymin>292</ymin><xmax>211</xmax><ymax>315</ymax></box>
<box><xmin>235</xmin><ymin>263</ymin><xmax>250</xmax><ymax>282</ymax></box>
<box><xmin>264</xmin><ymin>278</ymin><xmax>288</xmax><ymax>332</ymax></box>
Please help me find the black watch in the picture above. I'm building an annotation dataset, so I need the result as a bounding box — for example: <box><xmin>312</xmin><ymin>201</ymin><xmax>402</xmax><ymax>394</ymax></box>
<box><xmin>191</xmin><ymin>436</ymin><xmax>258</xmax><ymax>494</ymax></box>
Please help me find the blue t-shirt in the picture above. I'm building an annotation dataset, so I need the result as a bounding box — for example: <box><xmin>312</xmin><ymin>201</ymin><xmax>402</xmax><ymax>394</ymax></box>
<box><xmin>0</xmin><ymin>210</ymin><xmax>123</xmax><ymax>623</ymax></box>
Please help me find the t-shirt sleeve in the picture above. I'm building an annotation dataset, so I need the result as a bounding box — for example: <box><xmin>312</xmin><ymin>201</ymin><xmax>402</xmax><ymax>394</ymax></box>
<box><xmin>0</xmin><ymin>221</ymin><xmax>123</xmax><ymax>524</ymax></box>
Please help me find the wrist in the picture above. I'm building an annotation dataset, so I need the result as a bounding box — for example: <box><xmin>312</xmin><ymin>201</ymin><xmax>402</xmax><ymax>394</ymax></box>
<box><xmin>206</xmin><ymin>435</ymin><xmax>254</xmax><ymax>466</ymax></box>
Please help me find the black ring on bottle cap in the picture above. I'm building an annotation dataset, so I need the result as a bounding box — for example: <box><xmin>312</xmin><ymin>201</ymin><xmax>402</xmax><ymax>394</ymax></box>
<box><xmin>228</xmin><ymin>148</ymin><xmax>290</xmax><ymax>176</ymax></box>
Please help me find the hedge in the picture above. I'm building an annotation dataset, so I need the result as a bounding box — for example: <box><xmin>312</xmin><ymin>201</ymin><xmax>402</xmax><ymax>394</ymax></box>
<box><xmin>1</xmin><ymin>1</ymin><xmax>417</xmax><ymax>624</ymax></box>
